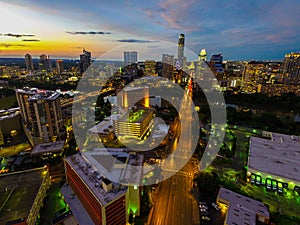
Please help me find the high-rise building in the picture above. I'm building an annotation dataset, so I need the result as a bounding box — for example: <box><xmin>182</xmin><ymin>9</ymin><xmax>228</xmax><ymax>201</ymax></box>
<box><xmin>117</xmin><ymin>86</ymin><xmax>149</xmax><ymax>110</ymax></box>
<box><xmin>209</xmin><ymin>54</ymin><xmax>224</xmax><ymax>81</ymax></box>
<box><xmin>25</xmin><ymin>53</ymin><xmax>34</xmax><ymax>73</ymax></box>
<box><xmin>16</xmin><ymin>87</ymin><xmax>64</xmax><ymax>145</ymax></box>
<box><xmin>177</xmin><ymin>33</ymin><xmax>185</xmax><ymax>68</ymax></box>
<box><xmin>144</xmin><ymin>60</ymin><xmax>156</xmax><ymax>76</ymax></box>
<box><xmin>282</xmin><ymin>52</ymin><xmax>300</xmax><ymax>84</ymax></box>
<box><xmin>79</xmin><ymin>49</ymin><xmax>91</xmax><ymax>73</ymax></box>
<box><xmin>39</xmin><ymin>54</ymin><xmax>52</xmax><ymax>72</ymax></box>
<box><xmin>56</xmin><ymin>60</ymin><xmax>63</xmax><ymax>74</ymax></box>
<box><xmin>198</xmin><ymin>49</ymin><xmax>207</xmax><ymax>62</ymax></box>
<box><xmin>124</xmin><ymin>52</ymin><xmax>137</xmax><ymax>66</ymax></box>
<box><xmin>162</xmin><ymin>54</ymin><xmax>174</xmax><ymax>79</ymax></box>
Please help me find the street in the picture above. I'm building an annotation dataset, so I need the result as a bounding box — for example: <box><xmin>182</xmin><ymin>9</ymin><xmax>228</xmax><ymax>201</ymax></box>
<box><xmin>149</xmin><ymin>160</ymin><xmax>199</xmax><ymax>225</ymax></box>
<box><xmin>149</xmin><ymin>90</ymin><xmax>200</xmax><ymax>225</ymax></box>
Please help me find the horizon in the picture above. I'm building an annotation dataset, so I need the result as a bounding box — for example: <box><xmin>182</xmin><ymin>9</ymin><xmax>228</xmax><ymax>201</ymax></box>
<box><xmin>0</xmin><ymin>1</ymin><xmax>299</xmax><ymax>60</ymax></box>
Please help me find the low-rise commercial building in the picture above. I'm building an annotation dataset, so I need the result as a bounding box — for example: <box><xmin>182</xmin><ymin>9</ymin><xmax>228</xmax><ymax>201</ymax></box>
<box><xmin>217</xmin><ymin>188</ymin><xmax>270</xmax><ymax>225</ymax></box>
<box><xmin>247</xmin><ymin>132</ymin><xmax>300</xmax><ymax>192</ymax></box>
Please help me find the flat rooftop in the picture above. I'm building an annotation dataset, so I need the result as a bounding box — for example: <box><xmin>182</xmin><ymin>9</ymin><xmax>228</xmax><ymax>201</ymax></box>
<box><xmin>66</xmin><ymin>153</ymin><xmax>128</xmax><ymax>206</ymax></box>
<box><xmin>31</xmin><ymin>141</ymin><xmax>65</xmax><ymax>155</ymax></box>
<box><xmin>0</xmin><ymin>168</ymin><xmax>47</xmax><ymax>225</ymax></box>
<box><xmin>88</xmin><ymin>115</ymin><xmax>119</xmax><ymax>134</ymax></box>
<box><xmin>117</xmin><ymin>108</ymin><xmax>153</xmax><ymax>123</ymax></box>
<box><xmin>82</xmin><ymin>148</ymin><xmax>144</xmax><ymax>185</ymax></box>
<box><xmin>217</xmin><ymin>188</ymin><xmax>269</xmax><ymax>225</ymax></box>
<box><xmin>248</xmin><ymin>133</ymin><xmax>300</xmax><ymax>182</ymax></box>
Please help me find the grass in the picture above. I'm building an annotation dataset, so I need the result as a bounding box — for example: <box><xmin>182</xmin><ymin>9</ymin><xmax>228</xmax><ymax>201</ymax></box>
<box><xmin>0</xmin><ymin>95</ymin><xmax>17</xmax><ymax>109</ymax></box>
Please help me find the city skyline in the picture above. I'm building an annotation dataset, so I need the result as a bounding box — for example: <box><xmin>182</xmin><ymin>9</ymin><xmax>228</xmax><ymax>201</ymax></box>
<box><xmin>0</xmin><ymin>0</ymin><xmax>300</xmax><ymax>60</ymax></box>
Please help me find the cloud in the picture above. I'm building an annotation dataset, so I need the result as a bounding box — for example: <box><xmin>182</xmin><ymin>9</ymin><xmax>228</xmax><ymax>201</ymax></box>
<box><xmin>0</xmin><ymin>43</ymin><xmax>27</xmax><ymax>48</ymax></box>
<box><xmin>2</xmin><ymin>33</ymin><xmax>35</xmax><ymax>38</ymax></box>
<box><xmin>116</xmin><ymin>39</ymin><xmax>159</xmax><ymax>43</ymax></box>
<box><xmin>143</xmin><ymin>0</ymin><xmax>198</xmax><ymax>32</ymax></box>
<box><xmin>66</xmin><ymin>31</ymin><xmax>111</xmax><ymax>35</ymax></box>
<box><xmin>22</xmin><ymin>39</ymin><xmax>40</xmax><ymax>42</ymax></box>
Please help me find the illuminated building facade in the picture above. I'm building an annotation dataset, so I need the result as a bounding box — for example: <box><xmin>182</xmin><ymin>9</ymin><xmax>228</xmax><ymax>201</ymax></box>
<box><xmin>113</xmin><ymin>108</ymin><xmax>154</xmax><ymax>139</ymax></box>
<box><xmin>16</xmin><ymin>87</ymin><xmax>64</xmax><ymax>145</ymax></box>
<box><xmin>25</xmin><ymin>53</ymin><xmax>34</xmax><ymax>73</ymax></box>
<box><xmin>282</xmin><ymin>52</ymin><xmax>300</xmax><ymax>84</ymax></box>
<box><xmin>117</xmin><ymin>86</ymin><xmax>149</xmax><ymax>110</ymax></box>
<box><xmin>144</xmin><ymin>60</ymin><xmax>157</xmax><ymax>76</ymax></box>
<box><xmin>198</xmin><ymin>49</ymin><xmax>207</xmax><ymax>62</ymax></box>
<box><xmin>242</xmin><ymin>61</ymin><xmax>265</xmax><ymax>93</ymax></box>
<box><xmin>79</xmin><ymin>49</ymin><xmax>91</xmax><ymax>73</ymax></box>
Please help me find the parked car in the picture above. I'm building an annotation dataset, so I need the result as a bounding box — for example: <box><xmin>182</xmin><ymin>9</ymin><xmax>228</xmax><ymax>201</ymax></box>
<box><xmin>212</xmin><ymin>202</ymin><xmax>220</xmax><ymax>211</ymax></box>
<box><xmin>201</xmin><ymin>216</ymin><xmax>211</xmax><ymax>221</ymax></box>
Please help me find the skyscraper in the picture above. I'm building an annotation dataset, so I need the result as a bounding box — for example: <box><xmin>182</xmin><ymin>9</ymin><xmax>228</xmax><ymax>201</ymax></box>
<box><xmin>79</xmin><ymin>49</ymin><xmax>91</xmax><ymax>73</ymax></box>
<box><xmin>25</xmin><ymin>53</ymin><xmax>34</xmax><ymax>73</ymax></box>
<box><xmin>124</xmin><ymin>52</ymin><xmax>138</xmax><ymax>66</ymax></box>
<box><xmin>282</xmin><ymin>52</ymin><xmax>300</xmax><ymax>84</ymax></box>
<box><xmin>39</xmin><ymin>54</ymin><xmax>52</xmax><ymax>72</ymax></box>
<box><xmin>177</xmin><ymin>33</ymin><xmax>185</xmax><ymax>68</ymax></box>
<box><xmin>16</xmin><ymin>87</ymin><xmax>64</xmax><ymax>145</ymax></box>
<box><xmin>209</xmin><ymin>54</ymin><xmax>224</xmax><ymax>81</ymax></box>
<box><xmin>198</xmin><ymin>49</ymin><xmax>207</xmax><ymax>62</ymax></box>
<box><xmin>56</xmin><ymin>59</ymin><xmax>63</xmax><ymax>74</ymax></box>
<box><xmin>162</xmin><ymin>54</ymin><xmax>174</xmax><ymax>79</ymax></box>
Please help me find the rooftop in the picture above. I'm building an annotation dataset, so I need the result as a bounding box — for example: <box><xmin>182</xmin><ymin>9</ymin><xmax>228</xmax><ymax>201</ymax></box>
<box><xmin>16</xmin><ymin>87</ymin><xmax>61</xmax><ymax>101</ymax></box>
<box><xmin>66</xmin><ymin>152</ymin><xmax>129</xmax><ymax>206</ymax></box>
<box><xmin>248</xmin><ymin>133</ymin><xmax>300</xmax><ymax>183</ymax></box>
<box><xmin>82</xmin><ymin>148</ymin><xmax>144</xmax><ymax>185</ymax></box>
<box><xmin>217</xmin><ymin>188</ymin><xmax>269</xmax><ymax>225</ymax></box>
<box><xmin>31</xmin><ymin>141</ymin><xmax>65</xmax><ymax>155</ymax></box>
<box><xmin>0</xmin><ymin>168</ymin><xmax>47</xmax><ymax>225</ymax></box>
<box><xmin>117</xmin><ymin>108</ymin><xmax>154</xmax><ymax>123</ymax></box>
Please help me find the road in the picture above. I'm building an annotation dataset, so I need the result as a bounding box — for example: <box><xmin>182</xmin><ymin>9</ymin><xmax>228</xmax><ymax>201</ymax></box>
<box><xmin>149</xmin><ymin>160</ymin><xmax>199</xmax><ymax>225</ymax></box>
<box><xmin>150</xmin><ymin>89</ymin><xmax>200</xmax><ymax>225</ymax></box>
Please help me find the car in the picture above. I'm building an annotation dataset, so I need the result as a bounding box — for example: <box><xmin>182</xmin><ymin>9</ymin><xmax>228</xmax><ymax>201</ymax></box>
<box><xmin>199</xmin><ymin>201</ymin><xmax>207</xmax><ymax>205</ymax></box>
<box><xmin>272</xmin><ymin>180</ymin><xmax>277</xmax><ymax>191</ymax></box>
<box><xmin>212</xmin><ymin>203</ymin><xmax>220</xmax><ymax>211</ymax></box>
<box><xmin>250</xmin><ymin>174</ymin><xmax>255</xmax><ymax>184</ymax></box>
<box><xmin>278</xmin><ymin>182</ymin><xmax>283</xmax><ymax>194</ymax></box>
<box><xmin>255</xmin><ymin>176</ymin><xmax>261</xmax><ymax>185</ymax></box>
<box><xmin>201</xmin><ymin>216</ymin><xmax>211</xmax><ymax>221</ymax></box>
<box><xmin>266</xmin><ymin>179</ymin><xmax>272</xmax><ymax>191</ymax></box>
<box><xmin>200</xmin><ymin>208</ymin><xmax>208</xmax><ymax>212</ymax></box>
<box><xmin>199</xmin><ymin>204</ymin><xmax>208</xmax><ymax>210</ymax></box>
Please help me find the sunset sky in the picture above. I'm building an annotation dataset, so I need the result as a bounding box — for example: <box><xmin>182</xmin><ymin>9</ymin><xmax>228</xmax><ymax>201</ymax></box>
<box><xmin>0</xmin><ymin>0</ymin><xmax>300</xmax><ymax>60</ymax></box>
